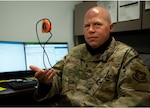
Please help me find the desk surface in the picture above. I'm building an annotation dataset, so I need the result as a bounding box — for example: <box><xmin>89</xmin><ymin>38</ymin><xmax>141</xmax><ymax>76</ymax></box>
<box><xmin>0</xmin><ymin>82</ymin><xmax>36</xmax><ymax>98</ymax></box>
<box><xmin>0</xmin><ymin>77</ymin><xmax>37</xmax><ymax>97</ymax></box>
<box><xmin>0</xmin><ymin>80</ymin><xmax>56</xmax><ymax>106</ymax></box>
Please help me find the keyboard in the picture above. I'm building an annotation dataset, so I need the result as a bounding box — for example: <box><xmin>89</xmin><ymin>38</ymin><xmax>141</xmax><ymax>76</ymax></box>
<box><xmin>8</xmin><ymin>80</ymin><xmax>38</xmax><ymax>89</ymax></box>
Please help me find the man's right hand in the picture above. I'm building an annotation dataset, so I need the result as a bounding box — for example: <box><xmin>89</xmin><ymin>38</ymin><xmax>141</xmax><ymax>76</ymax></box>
<box><xmin>29</xmin><ymin>65</ymin><xmax>56</xmax><ymax>85</ymax></box>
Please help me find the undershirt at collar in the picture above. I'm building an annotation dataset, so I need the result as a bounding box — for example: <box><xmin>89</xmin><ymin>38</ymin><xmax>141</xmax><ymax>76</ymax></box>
<box><xmin>86</xmin><ymin>36</ymin><xmax>112</xmax><ymax>56</ymax></box>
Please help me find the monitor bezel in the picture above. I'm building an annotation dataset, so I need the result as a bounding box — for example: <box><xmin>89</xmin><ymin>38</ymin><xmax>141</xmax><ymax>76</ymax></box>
<box><xmin>0</xmin><ymin>41</ymin><xmax>27</xmax><ymax>80</ymax></box>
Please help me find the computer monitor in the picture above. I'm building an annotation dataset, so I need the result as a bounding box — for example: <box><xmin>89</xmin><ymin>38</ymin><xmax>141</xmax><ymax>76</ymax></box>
<box><xmin>25</xmin><ymin>42</ymin><xmax>69</xmax><ymax>70</ymax></box>
<box><xmin>0</xmin><ymin>41</ymin><xmax>26</xmax><ymax>79</ymax></box>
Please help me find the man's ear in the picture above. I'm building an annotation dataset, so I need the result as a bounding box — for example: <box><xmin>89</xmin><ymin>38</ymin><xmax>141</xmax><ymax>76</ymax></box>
<box><xmin>109</xmin><ymin>23</ymin><xmax>114</xmax><ymax>32</ymax></box>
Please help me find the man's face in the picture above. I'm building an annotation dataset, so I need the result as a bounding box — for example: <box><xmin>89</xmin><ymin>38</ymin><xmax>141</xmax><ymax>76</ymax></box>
<box><xmin>84</xmin><ymin>9</ymin><xmax>113</xmax><ymax>49</ymax></box>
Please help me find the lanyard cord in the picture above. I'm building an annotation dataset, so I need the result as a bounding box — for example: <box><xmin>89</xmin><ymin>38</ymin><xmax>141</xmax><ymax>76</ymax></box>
<box><xmin>35</xmin><ymin>18</ymin><xmax>52</xmax><ymax>69</ymax></box>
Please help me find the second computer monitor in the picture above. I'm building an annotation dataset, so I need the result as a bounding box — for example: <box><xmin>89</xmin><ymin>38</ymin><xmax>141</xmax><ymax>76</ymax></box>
<box><xmin>25</xmin><ymin>42</ymin><xmax>69</xmax><ymax>70</ymax></box>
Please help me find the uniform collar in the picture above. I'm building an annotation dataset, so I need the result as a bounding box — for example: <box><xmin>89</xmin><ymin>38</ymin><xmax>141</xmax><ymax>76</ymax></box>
<box><xmin>86</xmin><ymin>36</ymin><xmax>112</xmax><ymax>56</ymax></box>
<box><xmin>81</xmin><ymin>37</ymin><xmax>116</xmax><ymax>62</ymax></box>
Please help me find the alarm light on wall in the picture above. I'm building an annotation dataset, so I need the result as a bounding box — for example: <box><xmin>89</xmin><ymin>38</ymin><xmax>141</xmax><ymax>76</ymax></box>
<box><xmin>42</xmin><ymin>19</ymin><xmax>51</xmax><ymax>33</ymax></box>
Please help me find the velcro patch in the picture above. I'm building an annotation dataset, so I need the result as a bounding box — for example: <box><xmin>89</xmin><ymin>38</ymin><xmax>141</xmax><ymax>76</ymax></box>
<box><xmin>133</xmin><ymin>70</ymin><xmax>147</xmax><ymax>83</ymax></box>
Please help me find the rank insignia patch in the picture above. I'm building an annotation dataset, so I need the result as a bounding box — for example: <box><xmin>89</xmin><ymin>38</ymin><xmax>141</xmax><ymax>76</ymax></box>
<box><xmin>133</xmin><ymin>70</ymin><xmax>147</xmax><ymax>83</ymax></box>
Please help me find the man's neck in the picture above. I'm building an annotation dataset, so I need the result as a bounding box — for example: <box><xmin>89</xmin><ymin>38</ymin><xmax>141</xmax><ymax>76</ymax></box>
<box><xmin>86</xmin><ymin>36</ymin><xmax>112</xmax><ymax>56</ymax></box>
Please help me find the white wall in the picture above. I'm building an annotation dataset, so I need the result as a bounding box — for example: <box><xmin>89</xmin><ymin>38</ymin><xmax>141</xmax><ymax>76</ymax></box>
<box><xmin>0</xmin><ymin>1</ymin><xmax>81</xmax><ymax>49</ymax></box>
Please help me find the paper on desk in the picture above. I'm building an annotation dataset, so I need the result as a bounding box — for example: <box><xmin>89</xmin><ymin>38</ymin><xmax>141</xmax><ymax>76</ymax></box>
<box><xmin>0</xmin><ymin>79</ymin><xmax>16</xmax><ymax>83</ymax></box>
<box><xmin>0</xmin><ymin>87</ymin><xmax>7</xmax><ymax>91</ymax></box>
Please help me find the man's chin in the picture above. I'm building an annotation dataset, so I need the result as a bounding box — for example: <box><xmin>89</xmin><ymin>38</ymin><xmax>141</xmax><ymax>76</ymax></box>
<box><xmin>89</xmin><ymin>44</ymin><xmax>99</xmax><ymax>49</ymax></box>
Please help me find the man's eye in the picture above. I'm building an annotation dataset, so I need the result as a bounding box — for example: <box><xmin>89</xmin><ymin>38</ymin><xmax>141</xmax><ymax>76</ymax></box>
<box><xmin>84</xmin><ymin>24</ymin><xmax>90</xmax><ymax>28</ymax></box>
<box><xmin>94</xmin><ymin>23</ymin><xmax>101</xmax><ymax>26</ymax></box>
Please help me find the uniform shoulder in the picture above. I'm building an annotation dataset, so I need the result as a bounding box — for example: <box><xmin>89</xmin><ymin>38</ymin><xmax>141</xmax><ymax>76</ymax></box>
<box><xmin>69</xmin><ymin>43</ymin><xmax>86</xmax><ymax>52</ymax></box>
<box><xmin>66</xmin><ymin>43</ymin><xmax>87</xmax><ymax>57</ymax></box>
<box><xmin>116</xmin><ymin>41</ymin><xmax>131</xmax><ymax>49</ymax></box>
<box><xmin>115</xmin><ymin>40</ymin><xmax>139</xmax><ymax>57</ymax></box>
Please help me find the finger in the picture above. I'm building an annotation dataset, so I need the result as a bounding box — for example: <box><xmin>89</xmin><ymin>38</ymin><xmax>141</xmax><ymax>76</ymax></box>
<box><xmin>45</xmin><ymin>68</ymin><xmax>55</xmax><ymax>77</ymax></box>
<box><xmin>29</xmin><ymin>65</ymin><xmax>43</xmax><ymax>73</ymax></box>
<box><xmin>35</xmin><ymin>71</ymin><xmax>44</xmax><ymax>80</ymax></box>
<box><xmin>45</xmin><ymin>69</ymin><xmax>56</xmax><ymax>84</ymax></box>
<box><xmin>44</xmin><ymin>69</ymin><xmax>54</xmax><ymax>80</ymax></box>
<box><xmin>36</xmin><ymin>68</ymin><xmax>52</xmax><ymax>83</ymax></box>
<box><xmin>44</xmin><ymin>68</ymin><xmax>50</xmax><ymax>73</ymax></box>
<box><xmin>31</xmin><ymin>66</ymin><xmax>45</xmax><ymax>81</ymax></box>
<box><xmin>47</xmin><ymin>69</ymin><xmax>56</xmax><ymax>81</ymax></box>
<box><xmin>42</xmin><ymin>68</ymin><xmax>51</xmax><ymax>79</ymax></box>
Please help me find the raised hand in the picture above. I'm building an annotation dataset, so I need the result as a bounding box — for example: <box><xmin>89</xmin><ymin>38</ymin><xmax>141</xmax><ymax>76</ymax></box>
<box><xmin>29</xmin><ymin>65</ymin><xmax>56</xmax><ymax>85</ymax></box>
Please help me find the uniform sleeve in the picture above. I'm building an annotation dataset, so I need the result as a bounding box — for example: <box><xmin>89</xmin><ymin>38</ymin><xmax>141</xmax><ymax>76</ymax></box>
<box><xmin>34</xmin><ymin>82</ymin><xmax>52</xmax><ymax>102</ymax></box>
<box><xmin>101</xmin><ymin>49</ymin><xmax>150</xmax><ymax>107</ymax></box>
<box><xmin>34</xmin><ymin>58</ymin><xmax>65</xmax><ymax>102</ymax></box>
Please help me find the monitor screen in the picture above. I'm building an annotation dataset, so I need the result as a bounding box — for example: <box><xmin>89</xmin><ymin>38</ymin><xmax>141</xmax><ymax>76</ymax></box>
<box><xmin>25</xmin><ymin>42</ymin><xmax>69</xmax><ymax>70</ymax></box>
<box><xmin>0</xmin><ymin>41</ymin><xmax>26</xmax><ymax>73</ymax></box>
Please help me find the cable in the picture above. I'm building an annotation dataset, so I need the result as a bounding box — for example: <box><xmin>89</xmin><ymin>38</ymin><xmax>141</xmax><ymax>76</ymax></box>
<box><xmin>35</xmin><ymin>18</ymin><xmax>52</xmax><ymax>69</ymax></box>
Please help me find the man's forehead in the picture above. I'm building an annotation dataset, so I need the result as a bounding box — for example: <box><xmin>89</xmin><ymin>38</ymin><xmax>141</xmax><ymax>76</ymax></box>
<box><xmin>92</xmin><ymin>8</ymin><xmax>99</xmax><ymax>13</ymax></box>
<box><xmin>86</xmin><ymin>8</ymin><xmax>100</xmax><ymax>16</ymax></box>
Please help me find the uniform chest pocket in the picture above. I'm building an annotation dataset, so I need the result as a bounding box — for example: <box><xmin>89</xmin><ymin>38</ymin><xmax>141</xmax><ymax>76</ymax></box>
<box><xmin>88</xmin><ymin>70</ymin><xmax>117</xmax><ymax>102</ymax></box>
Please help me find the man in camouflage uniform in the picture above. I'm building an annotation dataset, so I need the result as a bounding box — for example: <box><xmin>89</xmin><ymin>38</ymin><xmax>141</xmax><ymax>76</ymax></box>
<box><xmin>30</xmin><ymin>6</ymin><xmax>150</xmax><ymax>107</ymax></box>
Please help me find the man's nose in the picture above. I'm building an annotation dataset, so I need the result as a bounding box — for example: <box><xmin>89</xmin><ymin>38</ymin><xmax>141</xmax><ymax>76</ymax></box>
<box><xmin>89</xmin><ymin>25</ymin><xmax>95</xmax><ymax>32</ymax></box>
